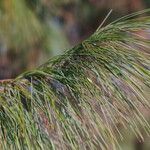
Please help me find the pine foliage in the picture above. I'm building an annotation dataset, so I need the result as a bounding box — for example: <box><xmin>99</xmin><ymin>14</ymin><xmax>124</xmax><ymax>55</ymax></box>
<box><xmin>0</xmin><ymin>10</ymin><xmax>150</xmax><ymax>149</ymax></box>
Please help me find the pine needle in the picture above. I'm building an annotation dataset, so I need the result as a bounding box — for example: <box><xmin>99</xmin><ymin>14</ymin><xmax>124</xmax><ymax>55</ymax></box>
<box><xmin>0</xmin><ymin>10</ymin><xmax>150</xmax><ymax>149</ymax></box>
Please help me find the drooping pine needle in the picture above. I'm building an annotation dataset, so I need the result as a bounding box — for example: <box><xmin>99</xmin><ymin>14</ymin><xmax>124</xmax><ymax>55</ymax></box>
<box><xmin>0</xmin><ymin>9</ymin><xmax>150</xmax><ymax>149</ymax></box>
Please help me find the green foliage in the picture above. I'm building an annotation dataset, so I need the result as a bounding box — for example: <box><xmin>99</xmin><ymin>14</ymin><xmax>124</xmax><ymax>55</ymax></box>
<box><xmin>0</xmin><ymin>10</ymin><xmax>150</xmax><ymax>149</ymax></box>
<box><xmin>0</xmin><ymin>0</ymin><xmax>43</xmax><ymax>49</ymax></box>
<box><xmin>0</xmin><ymin>0</ymin><xmax>69</xmax><ymax>55</ymax></box>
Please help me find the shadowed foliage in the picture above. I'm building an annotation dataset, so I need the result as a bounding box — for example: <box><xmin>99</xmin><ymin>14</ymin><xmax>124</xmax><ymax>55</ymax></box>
<box><xmin>0</xmin><ymin>9</ymin><xmax>150</xmax><ymax>149</ymax></box>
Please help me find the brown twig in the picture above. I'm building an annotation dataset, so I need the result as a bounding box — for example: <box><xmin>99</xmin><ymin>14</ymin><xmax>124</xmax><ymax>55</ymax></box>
<box><xmin>0</xmin><ymin>79</ymin><xmax>13</xmax><ymax>93</ymax></box>
<box><xmin>0</xmin><ymin>79</ymin><xmax>13</xmax><ymax>84</ymax></box>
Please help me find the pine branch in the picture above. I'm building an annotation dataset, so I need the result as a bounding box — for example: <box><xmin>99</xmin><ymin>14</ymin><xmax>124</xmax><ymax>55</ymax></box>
<box><xmin>0</xmin><ymin>10</ymin><xmax>150</xmax><ymax>149</ymax></box>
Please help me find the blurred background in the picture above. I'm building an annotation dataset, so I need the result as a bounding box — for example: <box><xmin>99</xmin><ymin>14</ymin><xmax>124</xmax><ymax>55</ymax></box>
<box><xmin>0</xmin><ymin>0</ymin><xmax>150</xmax><ymax>80</ymax></box>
